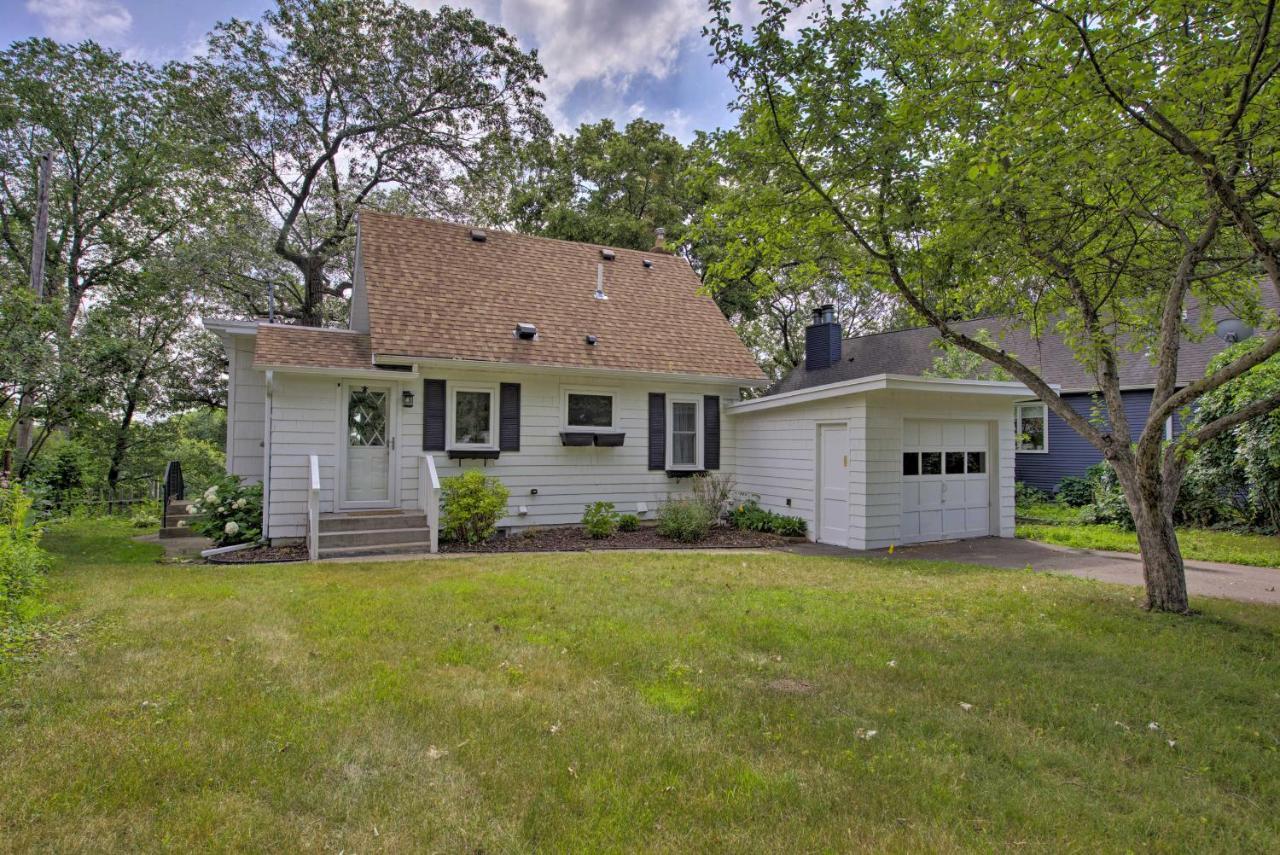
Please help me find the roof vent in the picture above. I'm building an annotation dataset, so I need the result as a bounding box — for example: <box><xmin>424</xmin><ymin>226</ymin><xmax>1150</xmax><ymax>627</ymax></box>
<box><xmin>642</xmin><ymin>259</ymin><xmax>653</xmax><ymax>269</ymax></box>
<box><xmin>594</xmin><ymin>263</ymin><xmax>608</xmax><ymax>301</ymax></box>
<box><xmin>470</xmin><ymin>229</ymin><xmax>487</xmax><ymax>242</ymax></box>
<box><xmin>514</xmin><ymin>322</ymin><xmax>537</xmax><ymax>340</ymax></box>
<box><xmin>600</xmin><ymin>249</ymin><xmax>616</xmax><ymax>261</ymax></box>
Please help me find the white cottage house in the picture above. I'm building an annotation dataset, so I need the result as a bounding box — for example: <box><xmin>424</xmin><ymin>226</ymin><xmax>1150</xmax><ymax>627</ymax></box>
<box><xmin>204</xmin><ymin>209</ymin><xmax>1033</xmax><ymax>557</ymax></box>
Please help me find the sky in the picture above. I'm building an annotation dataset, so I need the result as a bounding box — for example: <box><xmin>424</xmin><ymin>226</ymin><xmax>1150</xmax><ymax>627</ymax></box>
<box><xmin>2</xmin><ymin>0</ymin><xmax>752</xmax><ymax>140</ymax></box>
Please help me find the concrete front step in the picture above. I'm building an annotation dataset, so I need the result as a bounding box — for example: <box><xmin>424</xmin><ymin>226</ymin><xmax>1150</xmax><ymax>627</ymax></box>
<box><xmin>319</xmin><ymin>512</ymin><xmax>428</xmax><ymax>534</ymax></box>
<box><xmin>318</xmin><ymin>541</ymin><xmax>434</xmax><ymax>559</ymax></box>
<box><xmin>319</xmin><ymin>526</ymin><xmax>432</xmax><ymax>549</ymax></box>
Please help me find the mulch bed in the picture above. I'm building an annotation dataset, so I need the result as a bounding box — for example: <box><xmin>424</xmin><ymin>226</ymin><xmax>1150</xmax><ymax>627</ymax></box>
<box><xmin>441</xmin><ymin>525</ymin><xmax>788</xmax><ymax>554</ymax></box>
<box><xmin>206</xmin><ymin>543</ymin><xmax>310</xmax><ymax>564</ymax></box>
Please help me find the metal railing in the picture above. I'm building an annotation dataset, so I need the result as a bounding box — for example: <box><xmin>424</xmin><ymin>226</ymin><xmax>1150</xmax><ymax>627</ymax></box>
<box><xmin>161</xmin><ymin>461</ymin><xmax>184</xmax><ymax>529</ymax></box>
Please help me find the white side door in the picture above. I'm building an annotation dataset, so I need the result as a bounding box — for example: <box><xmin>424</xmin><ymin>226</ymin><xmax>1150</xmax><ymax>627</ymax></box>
<box><xmin>342</xmin><ymin>384</ymin><xmax>395</xmax><ymax>508</ymax></box>
<box><xmin>817</xmin><ymin>423</ymin><xmax>849</xmax><ymax>546</ymax></box>
<box><xmin>900</xmin><ymin>419</ymin><xmax>990</xmax><ymax>543</ymax></box>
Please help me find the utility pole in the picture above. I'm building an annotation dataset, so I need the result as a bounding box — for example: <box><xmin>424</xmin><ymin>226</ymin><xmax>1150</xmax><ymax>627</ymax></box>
<box><xmin>13</xmin><ymin>151</ymin><xmax>54</xmax><ymax>472</ymax></box>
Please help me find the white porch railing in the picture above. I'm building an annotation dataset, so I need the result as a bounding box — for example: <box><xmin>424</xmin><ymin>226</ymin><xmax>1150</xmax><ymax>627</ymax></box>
<box><xmin>416</xmin><ymin>452</ymin><xmax>441</xmax><ymax>554</ymax></box>
<box><xmin>307</xmin><ymin>453</ymin><xmax>321</xmax><ymax>561</ymax></box>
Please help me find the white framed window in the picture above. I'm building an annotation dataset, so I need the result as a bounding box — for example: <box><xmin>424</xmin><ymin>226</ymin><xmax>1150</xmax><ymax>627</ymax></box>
<box><xmin>562</xmin><ymin>387</ymin><xmax>617</xmax><ymax>430</ymax></box>
<box><xmin>1015</xmin><ymin>401</ymin><xmax>1048</xmax><ymax>453</ymax></box>
<box><xmin>447</xmin><ymin>383</ymin><xmax>498</xmax><ymax>449</ymax></box>
<box><xmin>666</xmin><ymin>395</ymin><xmax>703</xmax><ymax>470</ymax></box>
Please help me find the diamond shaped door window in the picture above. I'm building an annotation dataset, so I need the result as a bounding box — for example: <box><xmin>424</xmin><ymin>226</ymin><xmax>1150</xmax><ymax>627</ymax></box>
<box><xmin>348</xmin><ymin>389</ymin><xmax>387</xmax><ymax>447</ymax></box>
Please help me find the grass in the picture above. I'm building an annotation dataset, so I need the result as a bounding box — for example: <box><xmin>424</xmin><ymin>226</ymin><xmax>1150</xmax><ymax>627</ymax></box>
<box><xmin>1016</xmin><ymin>501</ymin><xmax>1280</xmax><ymax>568</ymax></box>
<box><xmin>1</xmin><ymin>519</ymin><xmax>1279</xmax><ymax>850</ymax></box>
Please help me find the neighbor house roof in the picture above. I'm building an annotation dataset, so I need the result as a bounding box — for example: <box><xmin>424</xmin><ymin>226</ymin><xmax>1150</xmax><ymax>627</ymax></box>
<box><xmin>770</xmin><ymin>287</ymin><xmax>1280</xmax><ymax>396</ymax></box>
<box><xmin>253</xmin><ymin>325</ymin><xmax>374</xmax><ymax>372</ymax></box>
<box><xmin>354</xmin><ymin>210</ymin><xmax>765</xmax><ymax>382</ymax></box>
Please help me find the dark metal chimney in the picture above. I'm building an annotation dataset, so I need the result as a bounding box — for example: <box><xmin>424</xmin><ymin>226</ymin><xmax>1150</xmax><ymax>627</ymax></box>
<box><xmin>804</xmin><ymin>304</ymin><xmax>842</xmax><ymax>370</ymax></box>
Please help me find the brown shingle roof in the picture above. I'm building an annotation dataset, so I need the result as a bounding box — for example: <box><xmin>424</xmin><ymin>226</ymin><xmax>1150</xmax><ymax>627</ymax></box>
<box><xmin>253</xmin><ymin>325</ymin><xmax>373</xmax><ymax>371</ymax></box>
<box><xmin>358</xmin><ymin>210</ymin><xmax>765</xmax><ymax>381</ymax></box>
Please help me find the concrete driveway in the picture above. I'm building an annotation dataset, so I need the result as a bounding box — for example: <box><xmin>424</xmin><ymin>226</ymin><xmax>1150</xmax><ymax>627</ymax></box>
<box><xmin>786</xmin><ymin>537</ymin><xmax>1280</xmax><ymax>606</ymax></box>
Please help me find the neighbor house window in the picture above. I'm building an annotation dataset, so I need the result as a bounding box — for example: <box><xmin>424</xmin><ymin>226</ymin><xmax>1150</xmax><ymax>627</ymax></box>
<box><xmin>563</xmin><ymin>389</ymin><xmax>615</xmax><ymax>430</ymax></box>
<box><xmin>1015</xmin><ymin>402</ymin><xmax>1048</xmax><ymax>452</ymax></box>
<box><xmin>449</xmin><ymin>385</ymin><xmax>497</xmax><ymax>447</ymax></box>
<box><xmin>667</xmin><ymin>396</ymin><xmax>703</xmax><ymax>469</ymax></box>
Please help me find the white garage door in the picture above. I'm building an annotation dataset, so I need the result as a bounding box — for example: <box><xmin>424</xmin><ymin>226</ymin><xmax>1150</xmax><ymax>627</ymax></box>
<box><xmin>900</xmin><ymin>419</ymin><xmax>991</xmax><ymax>544</ymax></box>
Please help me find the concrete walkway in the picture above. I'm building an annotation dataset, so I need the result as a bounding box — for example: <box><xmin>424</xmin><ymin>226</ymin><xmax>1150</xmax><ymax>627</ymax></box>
<box><xmin>785</xmin><ymin>537</ymin><xmax>1280</xmax><ymax>606</ymax></box>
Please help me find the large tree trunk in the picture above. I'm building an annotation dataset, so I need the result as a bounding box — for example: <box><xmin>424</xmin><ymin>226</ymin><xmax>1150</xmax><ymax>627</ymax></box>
<box><xmin>1114</xmin><ymin>461</ymin><xmax>1190</xmax><ymax>613</ymax></box>
<box><xmin>302</xmin><ymin>256</ymin><xmax>327</xmax><ymax>327</ymax></box>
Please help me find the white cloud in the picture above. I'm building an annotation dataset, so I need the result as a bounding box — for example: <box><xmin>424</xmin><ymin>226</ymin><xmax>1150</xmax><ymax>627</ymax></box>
<box><xmin>26</xmin><ymin>0</ymin><xmax>133</xmax><ymax>42</ymax></box>
<box><xmin>410</xmin><ymin>0</ymin><xmax>705</xmax><ymax>129</ymax></box>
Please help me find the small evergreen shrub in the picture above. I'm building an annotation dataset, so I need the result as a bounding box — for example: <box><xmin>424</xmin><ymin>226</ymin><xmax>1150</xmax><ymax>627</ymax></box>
<box><xmin>1055</xmin><ymin>476</ymin><xmax>1093</xmax><ymax>508</ymax></box>
<box><xmin>617</xmin><ymin>513</ymin><xmax>640</xmax><ymax>532</ymax></box>
<box><xmin>440</xmin><ymin>470</ymin><xmax>509</xmax><ymax>544</ymax></box>
<box><xmin>657</xmin><ymin>498</ymin><xmax>714</xmax><ymax>543</ymax></box>
<box><xmin>582</xmin><ymin>501</ymin><xmax>620</xmax><ymax>539</ymax></box>
<box><xmin>187</xmin><ymin>474</ymin><xmax>263</xmax><ymax>546</ymax></box>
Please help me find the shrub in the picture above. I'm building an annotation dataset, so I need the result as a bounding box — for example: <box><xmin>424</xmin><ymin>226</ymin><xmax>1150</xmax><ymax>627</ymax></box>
<box><xmin>657</xmin><ymin>498</ymin><xmax>714</xmax><ymax>543</ymax></box>
<box><xmin>728</xmin><ymin>498</ymin><xmax>807</xmax><ymax>537</ymax></box>
<box><xmin>690</xmin><ymin>472</ymin><xmax>736</xmax><ymax>522</ymax></box>
<box><xmin>187</xmin><ymin>474</ymin><xmax>263</xmax><ymax>546</ymax></box>
<box><xmin>1078</xmin><ymin>463</ymin><xmax>1135</xmax><ymax>530</ymax></box>
<box><xmin>440</xmin><ymin>470</ymin><xmax>509</xmax><ymax>544</ymax></box>
<box><xmin>128</xmin><ymin>502</ymin><xmax>161</xmax><ymax>529</ymax></box>
<box><xmin>582</xmin><ymin>501</ymin><xmax>620</xmax><ymax>539</ymax></box>
<box><xmin>1015</xmin><ymin>481</ymin><xmax>1049</xmax><ymax>506</ymax></box>
<box><xmin>617</xmin><ymin>513</ymin><xmax>640</xmax><ymax>532</ymax></box>
<box><xmin>1055</xmin><ymin>476</ymin><xmax>1094</xmax><ymax>508</ymax></box>
<box><xmin>0</xmin><ymin>484</ymin><xmax>50</xmax><ymax>621</ymax></box>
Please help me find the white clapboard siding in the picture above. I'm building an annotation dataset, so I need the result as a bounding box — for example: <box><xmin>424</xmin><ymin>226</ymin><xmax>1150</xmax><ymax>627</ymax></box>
<box><xmin>262</xmin><ymin>366</ymin><xmax>743</xmax><ymax>540</ymax></box>
<box><xmin>227</xmin><ymin>335</ymin><xmax>265</xmax><ymax>483</ymax></box>
<box><xmin>734</xmin><ymin>389</ymin><xmax>1018</xmax><ymax>550</ymax></box>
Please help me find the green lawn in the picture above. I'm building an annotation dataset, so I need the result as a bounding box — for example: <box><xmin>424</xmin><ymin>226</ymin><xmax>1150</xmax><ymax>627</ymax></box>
<box><xmin>2</xmin><ymin>519</ymin><xmax>1279</xmax><ymax>851</ymax></box>
<box><xmin>1019</xmin><ymin>522</ymin><xmax>1280</xmax><ymax>568</ymax></box>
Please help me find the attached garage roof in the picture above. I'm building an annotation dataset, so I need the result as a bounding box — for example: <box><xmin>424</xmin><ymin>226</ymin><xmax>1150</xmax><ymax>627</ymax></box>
<box><xmin>729</xmin><ymin>373</ymin><xmax>1039</xmax><ymax>415</ymax></box>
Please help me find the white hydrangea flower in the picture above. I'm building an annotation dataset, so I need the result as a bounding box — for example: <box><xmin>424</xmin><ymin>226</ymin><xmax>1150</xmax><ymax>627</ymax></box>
<box><xmin>185</xmin><ymin>504</ymin><xmax>196</xmax><ymax>515</ymax></box>
<box><xmin>204</xmin><ymin>487</ymin><xmax>218</xmax><ymax>502</ymax></box>
<box><xmin>233</xmin><ymin>498</ymin><xmax>246</xmax><ymax>509</ymax></box>
<box><xmin>176</xmin><ymin>520</ymin><xmax>186</xmax><ymax>528</ymax></box>
<box><xmin>224</xmin><ymin>521</ymin><xmax>239</xmax><ymax>536</ymax></box>
<box><xmin>219</xmin><ymin>505</ymin><xmax>227</xmax><ymax>513</ymax></box>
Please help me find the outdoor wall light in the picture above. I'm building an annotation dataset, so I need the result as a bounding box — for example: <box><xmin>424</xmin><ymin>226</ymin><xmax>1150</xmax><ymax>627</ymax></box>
<box><xmin>401</xmin><ymin>390</ymin><xmax>415</xmax><ymax>408</ymax></box>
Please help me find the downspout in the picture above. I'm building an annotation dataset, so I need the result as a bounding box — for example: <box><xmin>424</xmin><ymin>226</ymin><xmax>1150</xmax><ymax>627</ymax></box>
<box><xmin>263</xmin><ymin>369</ymin><xmax>274</xmax><ymax>542</ymax></box>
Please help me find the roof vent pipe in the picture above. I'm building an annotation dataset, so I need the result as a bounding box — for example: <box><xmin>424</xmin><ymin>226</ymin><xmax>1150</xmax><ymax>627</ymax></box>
<box><xmin>594</xmin><ymin>263</ymin><xmax>608</xmax><ymax>300</ymax></box>
<box><xmin>805</xmin><ymin>304</ymin><xmax>841</xmax><ymax>371</ymax></box>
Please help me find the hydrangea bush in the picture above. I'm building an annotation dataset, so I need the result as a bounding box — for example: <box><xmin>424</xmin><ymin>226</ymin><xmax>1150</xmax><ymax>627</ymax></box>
<box><xmin>186</xmin><ymin>474</ymin><xmax>263</xmax><ymax>546</ymax></box>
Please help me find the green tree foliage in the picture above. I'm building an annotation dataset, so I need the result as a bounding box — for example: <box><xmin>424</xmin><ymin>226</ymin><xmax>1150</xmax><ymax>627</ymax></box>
<box><xmin>1186</xmin><ymin>338</ymin><xmax>1280</xmax><ymax>532</ymax></box>
<box><xmin>506</xmin><ymin>118</ymin><xmax>692</xmax><ymax>251</ymax></box>
<box><xmin>708</xmin><ymin>0</ymin><xmax>1280</xmax><ymax>612</ymax></box>
<box><xmin>191</xmin><ymin>0</ymin><xmax>549</xmax><ymax>326</ymax></box>
<box><xmin>924</xmin><ymin>330</ymin><xmax>1013</xmax><ymax>381</ymax></box>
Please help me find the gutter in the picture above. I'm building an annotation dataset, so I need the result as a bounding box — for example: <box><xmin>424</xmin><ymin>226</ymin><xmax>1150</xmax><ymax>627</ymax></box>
<box><xmin>727</xmin><ymin>373</ymin><xmax>1050</xmax><ymax>415</ymax></box>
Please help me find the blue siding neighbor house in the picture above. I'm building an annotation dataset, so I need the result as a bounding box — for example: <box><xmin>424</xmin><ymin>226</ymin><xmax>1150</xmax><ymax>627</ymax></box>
<box><xmin>768</xmin><ymin>291</ymin><xmax>1277</xmax><ymax>496</ymax></box>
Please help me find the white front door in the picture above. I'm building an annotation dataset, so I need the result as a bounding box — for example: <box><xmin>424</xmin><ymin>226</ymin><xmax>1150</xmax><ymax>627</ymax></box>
<box><xmin>343</xmin><ymin>385</ymin><xmax>393</xmax><ymax>507</ymax></box>
<box><xmin>817</xmin><ymin>423</ymin><xmax>849</xmax><ymax>546</ymax></box>
<box><xmin>900</xmin><ymin>419</ymin><xmax>991</xmax><ymax>543</ymax></box>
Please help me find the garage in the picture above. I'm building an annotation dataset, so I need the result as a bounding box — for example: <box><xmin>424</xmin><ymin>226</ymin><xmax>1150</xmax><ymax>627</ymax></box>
<box><xmin>900</xmin><ymin>418</ymin><xmax>993</xmax><ymax>543</ymax></box>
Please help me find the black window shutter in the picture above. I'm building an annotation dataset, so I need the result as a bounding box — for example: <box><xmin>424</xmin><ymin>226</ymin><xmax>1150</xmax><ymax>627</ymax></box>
<box><xmin>423</xmin><ymin>379</ymin><xmax>446</xmax><ymax>451</ymax></box>
<box><xmin>499</xmin><ymin>383</ymin><xmax>521</xmax><ymax>451</ymax></box>
<box><xmin>648</xmin><ymin>393</ymin><xmax>666</xmax><ymax>470</ymax></box>
<box><xmin>703</xmin><ymin>395</ymin><xmax>721</xmax><ymax>470</ymax></box>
